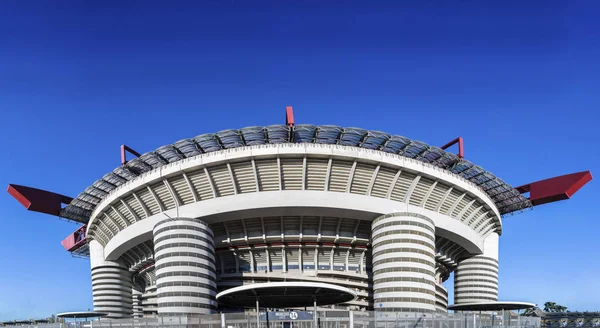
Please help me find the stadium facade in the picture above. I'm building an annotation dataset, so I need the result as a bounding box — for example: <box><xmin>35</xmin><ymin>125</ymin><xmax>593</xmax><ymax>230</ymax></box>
<box><xmin>8</xmin><ymin>107</ymin><xmax>592</xmax><ymax>318</ymax></box>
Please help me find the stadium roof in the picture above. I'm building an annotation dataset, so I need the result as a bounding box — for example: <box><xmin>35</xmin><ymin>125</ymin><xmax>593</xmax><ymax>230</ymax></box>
<box><xmin>59</xmin><ymin>125</ymin><xmax>532</xmax><ymax>224</ymax></box>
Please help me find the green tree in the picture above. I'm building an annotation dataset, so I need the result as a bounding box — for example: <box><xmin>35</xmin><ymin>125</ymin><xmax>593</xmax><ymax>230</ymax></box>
<box><xmin>544</xmin><ymin>302</ymin><xmax>568</xmax><ymax>313</ymax></box>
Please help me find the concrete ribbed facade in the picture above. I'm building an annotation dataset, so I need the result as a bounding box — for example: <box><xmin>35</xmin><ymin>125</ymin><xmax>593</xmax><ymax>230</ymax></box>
<box><xmin>89</xmin><ymin>240</ymin><xmax>133</xmax><ymax>318</ymax></box>
<box><xmin>81</xmin><ymin>144</ymin><xmax>507</xmax><ymax>315</ymax></box>
<box><xmin>454</xmin><ymin>233</ymin><xmax>499</xmax><ymax>304</ymax></box>
<box><xmin>132</xmin><ymin>289</ymin><xmax>143</xmax><ymax>318</ymax></box>
<box><xmin>454</xmin><ymin>255</ymin><xmax>499</xmax><ymax>303</ymax></box>
<box><xmin>153</xmin><ymin>218</ymin><xmax>217</xmax><ymax>315</ymax></box>
<box><xmin>141</xmin><ymin>285</ymin><xmax>157</xmax><ymax>316</ymax></box>
<box><xmin>90</xmin><ymin>265</ymin><xmax>133</xmax><ymax>318</ymax></box>
<box><xmin>435</xmin><ymin>284</ymin><xmax>449</xmax><ymax>313</ymax></box>
<box><xmin>371</xmin><ymin>213</ymin><xmax>436</xmax><ymax>313</ymax></box>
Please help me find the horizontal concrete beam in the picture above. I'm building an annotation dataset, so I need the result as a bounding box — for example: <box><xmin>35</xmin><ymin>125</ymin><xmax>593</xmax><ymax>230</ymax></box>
<box><xmin>104</xmin><ymin>191</ymin><xmax>483</xmax><ymax>261</ymax></box>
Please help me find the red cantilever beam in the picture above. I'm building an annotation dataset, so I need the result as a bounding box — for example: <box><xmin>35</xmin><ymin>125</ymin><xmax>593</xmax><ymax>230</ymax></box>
<box><xmin>285</xmin><ymin>106</ymin><xmax>295</xmax><ymax>127</ymax></box>
<box><xmin>61</xmin><ymin>225</ymin><xmax>87</xmax><ymax>252</ymax></box>
<box><xmin>516</xmin><ymin>171</ymin><xmax>593</xmax><ymax>206</ymax></box>
<box><xmin>7</xmin><ymin>184</ymin><xmax>73</xmax><ymax>216</ymax></box>
<box><xmin>121</xmin><ymin>144</ymin><xmax>142</xmax><ymax>166</ymax></box>
<box><xmin>440</xmin><ymin>137</ymin><xmax>464</xmax><ymax>159</ymax></box>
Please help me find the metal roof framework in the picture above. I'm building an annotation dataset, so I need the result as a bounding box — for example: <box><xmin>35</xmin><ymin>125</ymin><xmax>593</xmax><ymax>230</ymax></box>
<box><xmin>60</xmin><ymin>125</ymin><xmax>531</xmax><ymax>224</ymax></box>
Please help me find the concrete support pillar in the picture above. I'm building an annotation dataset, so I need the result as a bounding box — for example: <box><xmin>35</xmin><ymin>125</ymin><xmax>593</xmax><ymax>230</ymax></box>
<box><xmin>314</xmin><ymin>298</ymin><xmax>318</xmax><ymax>328</ymax></box>
<box><xmin>349</xmin><ymin>311</ymin><xmax>354</xmax><ymax>328</ymax></box>
<box><xmin>371</xmin><ymin>212</ymin><xmax>436</xmax><ymax>313</ymax></box>
<box><xmin>153</xmin><ymin>217</ymin><xmax>217</xmax><ymax>315</ymax></box>
<box><xmin>256</xmin><ymin>298</ymin><xmax>260</xmax><ymax>328</ymax></box>
<box><xmin>454</xmin><ymin>233</ymin><xmax>499</xmax><ymax>304</ymax></box>
<box><xmin>89</xmin><ymin>240</ymin><xmax>133</xmax><ymax>318</ymax></box>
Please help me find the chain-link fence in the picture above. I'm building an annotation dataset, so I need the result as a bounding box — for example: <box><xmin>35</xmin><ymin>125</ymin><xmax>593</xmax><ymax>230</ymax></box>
<box><xmin>12</xmin><ymin>312</ymin><xmax>540</xmax><ymax>328</ymax></box>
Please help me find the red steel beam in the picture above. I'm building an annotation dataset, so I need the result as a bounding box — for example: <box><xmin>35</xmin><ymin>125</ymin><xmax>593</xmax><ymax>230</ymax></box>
<box><xmin>285</xmin><ymin>106</ymin><xmax>295</xmax><ymax>127</ymax></box>
<box><xmin>121</xmin><ymin>144</ymin><xmax>142</xmax><ymax>166</ymax></box>
<box><xmin>135</xmin><ymin>262</ymin><xmax>155</xmax><ymax>274</ymax></box>
<box><xmin>516</xmin><ymin>171</ymin><xmax>592</xmax><ymax>206</ymax></box>
<box><xmin>7</xmin><ymin>184</ymin><xmax>73</xmax><ymax>216</ymax></box>
<box><xmin>440</xmin><ymin>137</ymin><xmax>464</xmax><ymax>159</ymax></box>
<box><xmin>61</xmin><ymin>225</ymin><xmax>87</xmax><ymax>252</ymax></box>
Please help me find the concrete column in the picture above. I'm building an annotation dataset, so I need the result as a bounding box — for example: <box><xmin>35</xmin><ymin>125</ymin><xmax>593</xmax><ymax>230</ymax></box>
<box><xmin>256</xmin><ymin>299</ymin><xmax>260</xmax><ymax>328</ymax></box>
<box><xmin>349</xmin><ymin>311</ymin><xmax>354</xmax><ymax>328</ymax></box>
<box><xmin>371</xmin><ymin>212</ymin><xmax>436</xmax><ymax>313</ymax></box>
<box><xmin>153</xmin><ymin>217</ymin><xmax>217</xmax><ymax>315</ymax></box>
<box><xmin>314</xmin><ymin>298</ymin><xmax>318</xmax><ymax>328</ymax></box>
<box><xmin>89</xmin><ymin>240</ymin><xmax>133</xmax><ymax>318</ymax></box>
<box><xmin>454</xmin><ymin>233</ymin><xmax>499</xmax><ymax>304</ymax></box>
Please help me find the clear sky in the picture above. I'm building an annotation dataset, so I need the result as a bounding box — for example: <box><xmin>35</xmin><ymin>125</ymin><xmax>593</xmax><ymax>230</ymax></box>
<box><xmin>1</xmin><ymin>0</ymin><xmax>599</xmax><ymax>320</ymax></box>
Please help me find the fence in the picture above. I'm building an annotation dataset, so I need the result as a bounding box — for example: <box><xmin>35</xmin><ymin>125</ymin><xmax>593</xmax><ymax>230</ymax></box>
<box><xmin>10</xmin><ymin>312</ymin><xmax>540</xmax><ymax>328</ymax></box>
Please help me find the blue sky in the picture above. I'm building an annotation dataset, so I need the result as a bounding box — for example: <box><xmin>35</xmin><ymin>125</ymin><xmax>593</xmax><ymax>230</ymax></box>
<box><xmin>1</xmin><ymin>0</ymin><xmax>599</xmax><ymax>320</ymax></box>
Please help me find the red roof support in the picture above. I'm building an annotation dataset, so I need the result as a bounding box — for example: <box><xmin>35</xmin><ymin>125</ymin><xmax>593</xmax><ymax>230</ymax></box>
<box><xmin>7</xmin><ymin>184</ymin><xmax>73</xmax><ymax>216</ymax></box>
<box><xmin>516</xmin><ymin>171</ymin><xmax>593</xmax><ymax>206</ymax></box>
<box><xmin>285</xmin><ymin>106</ymin><xmax>295</xmax><ymax>127</ymax></box>
<box><xmin>135</xmin><ymin>262</ymin><xmax>155</xmax><ymax>274</ymax></box>
<box><xmin>61</xmin><ymin>225</ymin><xmax>87</xmax><ymax>252</ymax></box>
<box><xmin>121</xmin><ymin>144</ymin><xmax>142</xmax><ymax>166</ymax></box>
<box><xmin>440</xmin><ymin>137</ymin><xmax>464</xmax><ymax>159</ymax></box>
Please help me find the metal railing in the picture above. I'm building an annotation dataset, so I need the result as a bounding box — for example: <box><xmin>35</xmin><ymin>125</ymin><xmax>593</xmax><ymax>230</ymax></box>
<box><xmin>17</xmin><ymin>312</ymin><xmax>540</xmax><ymax>328</ymax></box>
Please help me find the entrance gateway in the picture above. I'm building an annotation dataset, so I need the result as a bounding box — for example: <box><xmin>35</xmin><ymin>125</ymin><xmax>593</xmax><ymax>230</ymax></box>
<box><xmin>217</xmin><ymin>282</ymin><xmax>357</xmax><ymax>328</ymax></box>
<box><xmin>260</xmin><ymin>311</ymin><xmax>315</xmax><ymax>328</ymax></box>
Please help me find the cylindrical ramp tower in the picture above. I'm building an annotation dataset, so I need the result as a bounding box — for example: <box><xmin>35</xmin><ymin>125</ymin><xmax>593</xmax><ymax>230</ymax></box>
<box><xmin>153</xmin><ymin>218</ymin><xmax>217</xmax><ymax>315</ymax></box>
<box><xmin>89</xmin><ymin>240</ymin><xmax>133</xmax><ymax>318</ymax></box>
<box><xmin>454</xmin><ymin>233</ymin><xmax>499</xmax><ymax>304</ymax></box>
<box><xmin>132</xmin><ymin>288</ymin><xmax>143</xmax><ymax>318</ymax></box>
<box><xmin>371</xmin><ymin>213</ymin><xmax>436</xmax><ymax>313</ymax></box>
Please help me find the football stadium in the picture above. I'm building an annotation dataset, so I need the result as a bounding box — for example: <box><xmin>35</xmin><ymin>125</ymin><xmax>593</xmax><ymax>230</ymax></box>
<box><xmin>8</xmin><ymin>107</ymin><xmax>592</xmax><ymax>324</ymax></box>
